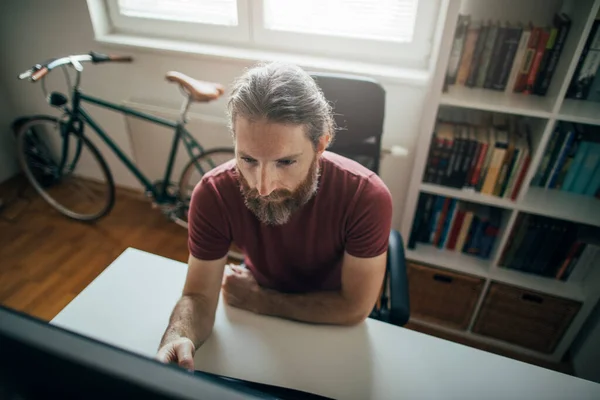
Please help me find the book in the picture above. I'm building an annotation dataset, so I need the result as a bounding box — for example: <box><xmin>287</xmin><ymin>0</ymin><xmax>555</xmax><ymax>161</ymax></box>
<box><xmin>455</xmin><ymin>208</ymin><xmax>475</xmax><ymax>252</ymax></box>
<box><xmin>417</xmin><ymin>195</ymin><xmax>436</xmax><ymax>244</ymax></box>
<box><xmin>555</xmin><ymin>241</ymin><xmax>584</xmax><ymax>280</ymax></box>
<box><xmin>574</xmin><ymin>28</ymin><xmax>600</xmax><ymax>99</ymax></box>
<box><xmin>456</xmin><ymin>22</ymin><xmax>481</xmax><ymax>85</ymax></box>
<box><xmin>449</xmin><ymin>126</ymin><xmax>468</xmax><ymax>188</ymax></box>
<box><xmin>492</xmin><ymin>24</ymin><xmax>524</xmax><ymax>90</ymax></box>
<box><xmin>532</xmin><ymin>125</ymin><xmax>562</xmax><ymax>186</ymax></box>
<box><xmin>435</xmin><ymin>123</ymin><xmax>456</xmax><ymax>185</ymax></box>
<box><xmin>571</xmin><ymin>143</ymin><xmax>600</xmax><ymax>194</ymax></box>
<box><xmin>458</xmin><ymin>127</ymin><xmax>477</xmax><ymax>188</ymax></box>
<box><xmin>484</xmin><ymin>24</ymin><xmax>508</xmax><ymax>89</ymax></box>
<box><xmin>514</xmin><ymin>27</ymin><xmax>542</xmax><ymax>92</ymax></box>
<box><xmin>567</xmin><ymin>18</ymin><xmax>600</xmax><ymax>99</ymax></box>
<box><xmin>504</xmin><ymin>128</ymin><xmax>529</xmax><ymax>197</ymax></box>
<box><xmin>534</xmin><ymin>222</ymin><xmax>568</xmax><ymax>276</ymax></box>
<box><xmin>535</xmin><ymin>12</ymin><xmax>572</xmax><ymax>95</ymax></box>
<box><xmin>553</xmin><ymin>124</ymin><xmax>584</xmax><ymax>189</ymax></box>
<box><xmin>446</xmin><ymin>204</ymin><xmax>466</xmax><ymax>250</ymax></box>
<box><xmin>510</xmin><ymin>152</ymin><xmax>531</xmax><ymax>200</ymax></box>
<box><xmin>523</xmin><ymin>218</ymin><xmax>553</xmax><ymax>273</ymax></box>
<box><xmin>511</xmin><ymin>215</ymin><xmax>542</xmax><ymax>271</ymax></box>
<box><xmin>586</xmin><ymin>64</ymin><xmax>600</xmax><ymax>102</ymax></box>
<box><xmin>428</xmin><ymin>196</ymin><xmax>447</xmax><ymax>243</ymax></box>
<box><xmin>439</xmin><ymin>199</ymin><xmax>458</xmax><ymax>248</ymax></box>
<box><xmin>523</xmin><ymin>28</ymin><xmax>551</xmax><ymax>95</ymax></box>
<box><xmin>481</xmin><ymin>129</ymin><xmax>509</xmax><ymax>194</ymax></box>
<box><xmin>466</xmin><ymin>22</ymin><xmax>490</xmax><ymax>87</ymax></box>
<box><xmin>562</xmin><ymin>132</ymin><xmax>592</xmax><ymax>191</ymax></box>
<box><xmin>479</xmin><ymin>208</ymin><xmax>501</xmax><ymax>259</ymax></box>
<box><xmin>446</xmin><ymin>15</ymin><xmax>471</xmax><ymax>87</ymax></box>
<box><xmin>408</xmin><ymin>193</ymin><xmax>430</xmax><ymax>249</ymax></box>
<box><xmin>566</xmin><ymin>234</ymin><xmax>600</xmax><ymax>282</ymax></box>
<box><xmin>476</xmin><ymin>127</ymin><xmax>497</xmax><ymax>192</ymax></box>
<box><xmin>476</xmin><ymin>22</ymin><xmax>500</xmax><ymax>87</ymax></box>
<box><xmin>558</xmin><ymin>225</ymin><xmax>600</xmax><ymax>281</ymax></box>
<box><xmin>546</xmin><ymin>122</ymin><xmax>576</xmax><ymax>189</ymax></box>
<box><xmin>531</xmin><ymin>26</ymin><xmax>559</xmax><ymax>95</ymax></box>
<box><xmin>470</xmin><ymin>127</ymin><xmax>490</xmax><ymax>188</ymax></box>
<box><xmin>493</xmin><ymin>131</ymin><xmax>516</xmax><ymax>196</ymax></box>
<box><xmin>505</xmin><ymin>26</ymin><xmax>532</xmax><ymax>93</ymax></box>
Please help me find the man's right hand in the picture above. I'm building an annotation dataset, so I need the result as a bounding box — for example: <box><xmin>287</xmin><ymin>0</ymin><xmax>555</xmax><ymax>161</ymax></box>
<box><xmin>156</xmin><ymin>337</ymin><xmax>196</xmax><ymax>371</ymax></box>
<box><xmin>155</xmin><ymin>254</ymin><xmax>227</xmax><ymax>371</ymax></box>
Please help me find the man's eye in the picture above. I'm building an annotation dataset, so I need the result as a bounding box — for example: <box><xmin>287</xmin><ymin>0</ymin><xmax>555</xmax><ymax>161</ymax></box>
<box><xmin>277</xmin><ymin>160</ymin><xmax>296</xmax><ymax>167</ymax></box>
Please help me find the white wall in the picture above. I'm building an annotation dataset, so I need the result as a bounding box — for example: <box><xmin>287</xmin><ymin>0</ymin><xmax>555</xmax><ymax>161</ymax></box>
<box><xmin>0</xmin><ymin>0</ymin><xmax>430</xmax><ymax>230</ymax></box>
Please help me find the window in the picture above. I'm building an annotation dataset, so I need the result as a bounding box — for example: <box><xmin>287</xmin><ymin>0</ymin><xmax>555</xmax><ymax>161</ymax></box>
<box><xmin>102</xmin><ymin>0</ymin><xmax>440</xmax><ymax>69</ymax></box>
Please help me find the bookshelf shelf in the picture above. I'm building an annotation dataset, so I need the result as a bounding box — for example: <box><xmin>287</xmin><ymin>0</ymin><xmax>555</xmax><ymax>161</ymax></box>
<box><xmin>558</xmin><ymin>98</ymin><xmax>600</xmax><ymax>125</ymax></box>
<box><xmin>406</xmin><ymin>244</ymin><xmax>490</xmax><ymax>278</ymax></box>
<box><xmin>439</xmin><ymin>86</ymin><xmax>555</xmax><ymax>118</ymax></box>
<box><xmin>420</xmin><ymin>182</ymin><xmax>517</xmax><ymax>209</ymax></box>
<box><xmin>490</xmin><ymin>267</ymin><xmax>584</xmax><ymax>302</ymax></box>
<box><xmin>519</xmin><ymin>187</ymin><xmax>600</xmax><ymax>227</ymax></box>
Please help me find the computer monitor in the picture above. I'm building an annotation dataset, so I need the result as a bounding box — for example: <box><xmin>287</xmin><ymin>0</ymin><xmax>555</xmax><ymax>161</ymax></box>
<box><xmin>0</xmin><ymin>305</ymin><xmax>274</xmax><ymax>399</ymax></box>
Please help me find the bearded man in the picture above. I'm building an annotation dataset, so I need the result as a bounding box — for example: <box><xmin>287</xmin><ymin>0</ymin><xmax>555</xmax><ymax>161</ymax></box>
<box><xmin>157</xmin><ymin>62</ymin><xmax>392</xmax><ymax>370</ymax></box>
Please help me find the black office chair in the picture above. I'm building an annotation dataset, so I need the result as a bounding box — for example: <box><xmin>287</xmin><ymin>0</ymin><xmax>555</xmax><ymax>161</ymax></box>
<box><xmin>311</xmin><ymin>73</ymin><xmax>410</xmax><ymax>327</ymax></box>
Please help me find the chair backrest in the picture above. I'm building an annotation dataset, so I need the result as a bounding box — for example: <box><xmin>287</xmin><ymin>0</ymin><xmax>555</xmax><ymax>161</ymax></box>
<box><xmin>310</xmin><ymin>73</ymin><xmax>386</xmax><ymax>174</ymax></box>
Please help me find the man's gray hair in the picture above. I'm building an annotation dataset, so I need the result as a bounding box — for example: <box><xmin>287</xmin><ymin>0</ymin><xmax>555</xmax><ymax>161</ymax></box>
<box><xmin>227</xmin><ymin>62</ymin><xmax>336</xmax><ymax>149</ymax></box>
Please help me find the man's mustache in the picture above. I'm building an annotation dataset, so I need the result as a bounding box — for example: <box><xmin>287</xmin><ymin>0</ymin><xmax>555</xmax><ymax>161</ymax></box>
<box><xmin>245</xmin><ymin>188</ymin><xmax>293</xmax><ymax>202</ymax></box>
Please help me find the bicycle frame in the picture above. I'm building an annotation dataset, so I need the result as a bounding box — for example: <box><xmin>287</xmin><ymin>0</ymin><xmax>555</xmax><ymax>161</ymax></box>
<box><xmin>66</xmin><ymin>88</ymin><xmax>207</xmax><ymax>203</ymax></box>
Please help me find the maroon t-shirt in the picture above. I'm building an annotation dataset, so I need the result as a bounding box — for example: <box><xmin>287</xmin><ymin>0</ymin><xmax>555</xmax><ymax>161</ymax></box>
<box><xmin>188</xmin><ymin>151</ymin><xmax>393</xmax><ymax>293</ymax></box>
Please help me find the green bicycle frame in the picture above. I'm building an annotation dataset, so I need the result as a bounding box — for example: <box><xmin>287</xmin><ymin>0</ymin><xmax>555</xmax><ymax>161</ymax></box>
<box><xmin>68</xmin><ymin>88</ymin><xmax>206</xmax><ymax>203</ymax></box>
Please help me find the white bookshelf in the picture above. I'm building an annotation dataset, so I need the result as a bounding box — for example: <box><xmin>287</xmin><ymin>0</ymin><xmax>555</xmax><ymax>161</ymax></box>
<box><xmin>558</xmin><ymin>99</ymin><xmax>600</xmax><ymax>125</ymax></box>
<box><xmin>406</xmin><ymin>245</ymin><xmax>490</xmax><ymax>277</ymax></box>
<box><xmin>401</xmin><ymin>0</ymin><xmax>600</xmax><ymax>363</ymax></box>
<box><xmin>440</xmin><ymin>85</ymin><xmax>555</xmax><ymax>118</ymax></box>
<box><xmin>420</xmin><ymin>182</ymin><xmax>518</xmax><ymax>209</ymax></box>
<box><xmin>519</xmin><ymin>187</ymin><xmax>600</xmax><ymax>227</ymax></box>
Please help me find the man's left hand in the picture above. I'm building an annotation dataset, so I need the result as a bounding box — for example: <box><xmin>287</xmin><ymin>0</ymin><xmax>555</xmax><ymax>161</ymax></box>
<box><xmin>222</xmin><ymin>264</ymin><xmax>263</xmax><ymax>313</ymax></box>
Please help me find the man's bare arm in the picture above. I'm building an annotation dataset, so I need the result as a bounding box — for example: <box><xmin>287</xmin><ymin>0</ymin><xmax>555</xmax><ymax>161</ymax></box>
<box><xmin>157</xmin><ymin>254</ymin><xmax>226</xmax><ymax>365</ymax></box>
<box><xmin>224</xmin><ymin>251</ymin><xmax>386</xmax><ymax>325</ymax></box>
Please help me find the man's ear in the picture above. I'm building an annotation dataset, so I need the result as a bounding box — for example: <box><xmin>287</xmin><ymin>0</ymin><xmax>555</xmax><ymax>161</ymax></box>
<box><xmin>316</xmin><ymin>133</ymin><xmax>331</xmax><ymax>155</ymax></box>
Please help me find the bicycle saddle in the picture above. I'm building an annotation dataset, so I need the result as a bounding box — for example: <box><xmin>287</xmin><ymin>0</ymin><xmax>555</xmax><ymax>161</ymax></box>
<box><xmin>166</xmin><ymin>71</ymin><xmax>225</xmax><ymax>102</ymax></box>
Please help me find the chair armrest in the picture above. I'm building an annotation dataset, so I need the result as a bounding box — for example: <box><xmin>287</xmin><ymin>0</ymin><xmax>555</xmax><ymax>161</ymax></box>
<box><xmin>387</xmin><ymin>230</ymin><xmax>410</xmax><ymax>326</ymax></box>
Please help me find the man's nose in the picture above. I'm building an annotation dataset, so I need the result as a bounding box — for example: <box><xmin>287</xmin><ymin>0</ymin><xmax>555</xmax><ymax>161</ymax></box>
<box><xmin>257</xmin><ymin>166</ymin><xmax>276</xmax><ymax>197</ymax></box>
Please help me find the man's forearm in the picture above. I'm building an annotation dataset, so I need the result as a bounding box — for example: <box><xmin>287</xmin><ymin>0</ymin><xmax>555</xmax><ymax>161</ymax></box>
<box><xmin>159</xmin><ymin>294</ymin><xmax>215</xmax><ymax>349</ymax></box>
<box><xmin>257</xmin><ymin>288</ymin><xmax>369</xmax><ymax>325</ymax></box>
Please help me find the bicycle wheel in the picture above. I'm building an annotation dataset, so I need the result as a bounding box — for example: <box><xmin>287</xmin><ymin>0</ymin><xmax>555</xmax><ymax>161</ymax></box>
<box><xmin>178</xmin><ymin>147</ymin><xmax>236</xmax><ymax>217</ymax></box>
<box><xmin>15</xmin><ymin>116</ymin><xmax>115</xmax><ymax>221</ymax></box>
<box><xmin>178</xmin><ymin>148</ymin><xmax>244</xmax><ymax>260</ymax></box>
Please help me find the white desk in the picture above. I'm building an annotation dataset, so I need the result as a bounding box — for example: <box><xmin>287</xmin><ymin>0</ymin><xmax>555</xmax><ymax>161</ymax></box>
<box><xmin>51</xmin><ymin>248</ymin><xmax>600</xmax><ymax>400</ymax></box>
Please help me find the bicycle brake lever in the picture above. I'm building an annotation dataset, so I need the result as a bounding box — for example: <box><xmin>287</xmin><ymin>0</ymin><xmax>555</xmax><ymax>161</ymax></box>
<box><xmin>70</xmin><ymin>57</ymin><xmax>83</xmax><ymax>72</ymax></box>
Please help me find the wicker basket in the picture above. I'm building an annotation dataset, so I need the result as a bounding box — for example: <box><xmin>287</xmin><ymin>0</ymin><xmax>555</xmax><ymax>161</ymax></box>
<box><xmin>472</xmin><ymin>282</ymin><xmax>582</xmax><ymax>353</ymax></box>
<box><xmin>407</xmin><ymin>262</ymin><xmax>485</xmax><ymax>330</ymax></box>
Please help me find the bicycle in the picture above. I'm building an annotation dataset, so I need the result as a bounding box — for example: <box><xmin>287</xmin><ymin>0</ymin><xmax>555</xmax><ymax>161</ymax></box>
<box><xmin>15</xmin><ymin>51</ymin><xmax>240</xmax><ymax>257</ymax></box>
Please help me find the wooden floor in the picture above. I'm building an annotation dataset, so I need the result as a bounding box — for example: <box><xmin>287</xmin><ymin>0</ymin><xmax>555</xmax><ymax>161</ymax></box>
<box><xmin>0</xmin><ymin>175</ymin><xmax>572</xmax><ymax>374</ymax></box>
<box><xmin>0</xmin><ymin>175</ymin><xmax>190</xmax><ymax>321</ymax></box>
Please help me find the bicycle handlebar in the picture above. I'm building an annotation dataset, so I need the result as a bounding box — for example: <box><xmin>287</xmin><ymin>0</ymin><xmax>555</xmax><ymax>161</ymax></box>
<box><xmin>18</xmin><ymin>51</ymin><xmax>133</xmax><ymax>82</ymax></box>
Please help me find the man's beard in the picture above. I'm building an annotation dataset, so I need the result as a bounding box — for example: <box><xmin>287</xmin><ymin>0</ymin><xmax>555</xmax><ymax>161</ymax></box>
<box><xmin>236</xmin><ymin>156</ymin><xmax>320</xmax><ymax>226</ymax></box>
